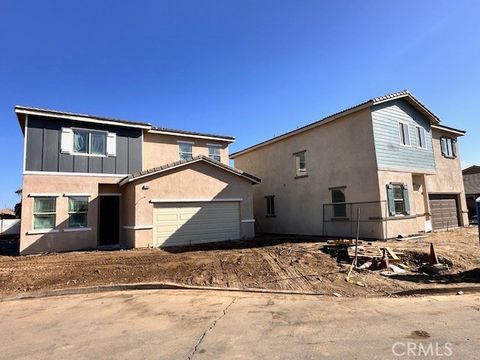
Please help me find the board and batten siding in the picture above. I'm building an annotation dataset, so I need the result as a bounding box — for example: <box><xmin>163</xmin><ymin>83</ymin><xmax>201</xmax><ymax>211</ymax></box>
<box><xmin>25</xmin><ymin>115</ymin><xmax>142</xmax><ymax>174</ymax></box>
<box><xmin>371</xmin><ymin>99</ymin><xmax>436</xmax><ymax>172</ymax></box>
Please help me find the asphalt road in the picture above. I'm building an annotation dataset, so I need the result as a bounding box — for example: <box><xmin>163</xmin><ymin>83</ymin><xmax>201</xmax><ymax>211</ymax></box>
<box><xmin>0</xmin><ymin>290</ymin><xmax>478</xmax><ymax>359</ymax></box>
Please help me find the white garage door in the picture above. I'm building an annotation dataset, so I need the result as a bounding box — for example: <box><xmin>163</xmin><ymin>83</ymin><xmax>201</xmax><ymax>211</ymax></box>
<box><xmin>153</xmin><ymin>202</ymin><xmax>241</xmax><ymax>247</ymax></box>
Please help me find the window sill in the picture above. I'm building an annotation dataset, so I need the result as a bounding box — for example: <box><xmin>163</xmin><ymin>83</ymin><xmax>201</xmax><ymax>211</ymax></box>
<box><xmin>442</xmin><ymin>155</ymin><xmax>456</xmax><ymax>159</ymax></box>
<box><xmin>388</xmin><ymin>214</ymin><xmax>416</xmax><ymax>220</ymax></box>
<box><xmin>27</xmin><ymin>229</ymin><xmax>59</xmax><ymax>235</ymax></box>
<box><xmin>64</xmin><ymin>227</ymin><xmax>92</xmax><ymax>232</ymax></box>
<box><xmin>266</xmin><ymin>215</ymin><xmax>276</xmax><ymax>218</ymax></box>
<box><xmin>295</xmin><ymin>174</ymin><xmax>308</xmax><ymax>179</ymax></box>
<box><xmin>331</xmin><ymin>217</ymin><xmax>349</xmax><ymax>221</ymax></box>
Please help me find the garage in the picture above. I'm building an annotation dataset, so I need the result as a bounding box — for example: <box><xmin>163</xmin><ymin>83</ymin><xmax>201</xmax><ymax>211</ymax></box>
<box><xmin>429</xmin><ymin>194</ymin><xmax>460</xmax><ymax>230</ymax></box>
<box><xmin>153</xmin><ymin>201</ymin><xmax>241</xmax><ymax>247</ymax></box>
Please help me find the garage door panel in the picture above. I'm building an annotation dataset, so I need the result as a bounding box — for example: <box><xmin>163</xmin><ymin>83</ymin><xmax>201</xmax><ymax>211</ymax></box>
<box><xmin>429</xmin><ymin>195</ymin><xmax>459</xmax><ymax>230</ymax></box>
<box><xmin>153</xmin><ymin>202</ymin><xmax>241</xmax><ymax>247</ymax></box>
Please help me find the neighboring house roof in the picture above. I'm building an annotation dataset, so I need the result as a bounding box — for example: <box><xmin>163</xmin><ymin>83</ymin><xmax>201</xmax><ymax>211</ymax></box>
<box><xmin>463</xmin><ymin>173</ymin><xmax>480</xmax><ymax>195</ymax></box>
<box><xmin>15</xmin><ymin>105</ymin><xmax>235</xmax><ymax>142</ymax></box>
<box><xmin>119</xmin><ymin>155</ymin><xmax>261</xmax><ymax>186</ymax></box>
<box><xmin>230</xmin><ymin>90</ymin><xmax>465</xmax><ymax>159</ymax></box>
<box><xmin>0</xmin><ymin>208</ymin><xmax>15</xmax><ymax>218</ymax></box>
<box><xmin>463</xmin><ymin>165</ymin><xmax>480</xmax><ymax>176</ymax></box>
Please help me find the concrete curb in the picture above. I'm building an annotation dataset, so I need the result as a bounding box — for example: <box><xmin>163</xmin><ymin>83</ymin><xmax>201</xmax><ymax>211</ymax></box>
<box><xmin>393</xmin><ymin>285</ymin><xmax>480</xmax><ymax>296</ymax></box>
<box><xmin>0</xmin><ymin>282</ymin><xmax>330</xmax><ymax>302</ymax></box>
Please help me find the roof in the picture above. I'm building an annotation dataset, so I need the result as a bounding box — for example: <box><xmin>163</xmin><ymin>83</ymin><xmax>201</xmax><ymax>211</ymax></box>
<box><xmin>119</xmin><ymin>155</ymin><xmax>261</xmax><ymax>186</ymax></box>
<box><xmin>15</xmin><ymin>105</ymin><xmax>234</xmax><ymax>142</ymax></box>
<box><xmin>230</xmin><ymin>90</ymin><xmax>456</xmax><ymax>159</ymax></box>
<box><xmin>431</xmin><ymin>124</ymin><xmax>466</xmax><ymax>135</ymax></box>
<box><xmin>0</xmin><ymin>208</ymin><xmax>15</xmax><ymax>217</ymax></box>
<box><xmin>463</xmin><ymin>165</ymin><xmax>480</xmax><ymax>176</ymax></box>
<box><xmin>463</xmin><ymin>173</ymin><xmax>480</xmax><ymax>195</ymax></box>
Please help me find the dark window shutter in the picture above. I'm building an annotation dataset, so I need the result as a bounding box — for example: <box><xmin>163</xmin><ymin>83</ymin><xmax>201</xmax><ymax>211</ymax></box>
<box><xmin>402</xmin><ymin>184</ymin><xmax>411</xmax><ymax>215</ymax></box>
<box><xmin>440</xmin><ymin>137</ymin><xmax>446</xmax><ymax>156</ymax></box>
<box><xmin>386</xmin><ymin>184</ymin><xmax>395</xmax><ymax>216</ymax></box>
<box><xmin>452</xmin><ymin>139</ymin><xmax>457</xmax><ymax>157</ymax></box>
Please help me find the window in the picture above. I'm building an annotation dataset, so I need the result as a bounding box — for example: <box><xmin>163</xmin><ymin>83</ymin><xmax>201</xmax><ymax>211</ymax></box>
<box><xmin>387</xmin><ymin>183</ymin><xmax>411</xmax><ymax>216</ymax></box>
<box><xmin>295</xmin><ymin>151</ymin><xmax>307</xmax><ymax>177</ymax></box>
<box><xmin>440</xmin><ymin>137</ymin><xmax>457</xmax><ymax>158</ymax></box>
<box><xmin>265</xmin><ymin>196</ymin><xmax>275</xmax><ymax>216</ymax></box>
<box><xmin>33</xmin><ymin>197</ymin><xmax>56</xmax><ymax>229</ymax></box>
<box><xmin>208</xmin><ymin>146</ymin><xmax>221</xmax><ymax>161</ymax></box>
<box><xmin>73</xmin><ymin>129</ymin><xmax>107</xmax><ymax>156</ymax></box>
<box><xmin>331</xmin><ymin>188</ymin><xmax>346</xmax><ymax>218</ymax></box>
<box><xmin>179</xmin><ymin>143</ymin><xmax>193</xmax><ymax>161</ymax></box>
<box><xmin>416</xmin><ymin>126</ymin><xmax>426</xmax><ymax>148</ymax></box>
<box><xmin>399</xmin><ymin>122</ymin><xmax>410</xmax><ymax>146</ymax></box>
<box><xmin>68</xmin><ymin>197</ymin><xmax>89</xmax><ymax>228</ymax></box>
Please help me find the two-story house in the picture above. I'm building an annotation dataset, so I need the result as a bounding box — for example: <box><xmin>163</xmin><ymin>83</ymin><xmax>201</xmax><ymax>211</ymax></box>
<box><xmin>231</xmin><ymin>91</ymin><xmax>468</xmax><ymax>239</ymax></box>
<box><xmin>16</xmin><ymin>106</ymin><xmax>259</xmax><ymax>255</ymax></box>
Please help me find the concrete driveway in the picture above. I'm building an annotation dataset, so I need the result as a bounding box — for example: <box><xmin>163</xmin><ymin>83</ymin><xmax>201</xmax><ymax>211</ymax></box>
<box><xmin>0</xmin><ymin>290</ymin><xmax>478</xmax><ymax>359</ymax></box>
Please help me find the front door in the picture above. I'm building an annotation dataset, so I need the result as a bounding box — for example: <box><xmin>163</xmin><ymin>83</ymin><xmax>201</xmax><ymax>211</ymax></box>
<box><xmin>99</xmin><ymin>196</ymin><xmax>120</xmax><ymax>246</ymax></box>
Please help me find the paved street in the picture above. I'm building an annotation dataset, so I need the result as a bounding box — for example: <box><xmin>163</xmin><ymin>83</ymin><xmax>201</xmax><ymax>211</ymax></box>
<box><xmin>0</xmin><ymin>290</ymin><xmax>478</xmax><ymax>359</ymax></box>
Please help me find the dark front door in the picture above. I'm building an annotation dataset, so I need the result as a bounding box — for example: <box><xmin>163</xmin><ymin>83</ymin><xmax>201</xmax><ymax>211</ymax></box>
<box><xmin>99</xmin><ymin>196</ymin><xmax>120</xmax><ymax>246</ymax></box>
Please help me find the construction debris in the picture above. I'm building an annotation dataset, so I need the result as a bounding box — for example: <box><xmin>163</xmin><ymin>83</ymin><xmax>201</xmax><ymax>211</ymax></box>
<box><xmin>333</xmin><ymin>292</ymin><xmax>342</xmax><ymax>297</ymax></box>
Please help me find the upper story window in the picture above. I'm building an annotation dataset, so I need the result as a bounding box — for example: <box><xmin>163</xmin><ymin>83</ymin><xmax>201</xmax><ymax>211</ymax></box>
<box><xmin>61</xmin><ymin>127</ymin><xmax>116</xmax><ymax>157</ymax></box>
<box><xmin>440</xmin><ymin>137</ymin><xmax>457</xmax><ymax>158</ymax></box>
<box><xmin>73</xmin><ymin>129</ymin><xmax>107</xmax><ymax>155</ymax></box>
<box><xmin>415</xmin><ymin>126</ymin><xmax>426</xmax><ymax>148</ymax></box>
<box><xmin>178</xmin><ymin>142</ymin><xmax>193</xmax><ymax>161</ymax></box>
<box><xmin>208</xmin><ymin>145</ymin><xmax>221</xmax><ymax>162</ymax></box>
<box><xmin>398</xmin><ymin>122</ymin><xmax>410</xmax><ymax>146</ymax></box>
<box><xmin>294</xmin><ymin>151</ymin><xmax>307</xmax><ymax>177</ymax></box>
<box><xmin>33</xmin><ymin>197</ymin><xmax>56</xmax><ymax>229</ymax></box>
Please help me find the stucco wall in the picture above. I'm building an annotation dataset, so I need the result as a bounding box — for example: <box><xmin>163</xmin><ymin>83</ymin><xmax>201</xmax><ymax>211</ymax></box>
<box><xmin>123</xmin><ymin>161</ymin><xmax>255</xmax><ymax>248</ymax></box>
<box><xmin>233</xmin><ymin>108</ymin><xmax>381</xmax><ymax>237</ymax></box>
<box><xmin>425</xmin><ymin>129</ymin><xmax>469</xmax><ymax>225</ymax></box>
<box><xmin>20</xmin><ymin>174</ymin><xmax>122</xmax><ymax>254</ymax></box>
<box><xmin>143</xmin><ymin>132</ymin><xmax>230</xmax><ymax>169</ymax></box>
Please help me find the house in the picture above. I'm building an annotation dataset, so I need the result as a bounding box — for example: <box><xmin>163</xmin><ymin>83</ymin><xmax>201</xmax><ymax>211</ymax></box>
<box><xmin>462</xmin><ymin>165</ymin><xmax>480</xmax><ymax>220</ymax></box>
<box><xmin>230</xmin><ymin>91</ymin><xmax>468</xmax><ymax>239</ymax></box>
<box><xmin>16</xmin><ymin>106</ymin><xmax>260</xmax><ymax>255</ymax></box>
<box><xmin>0</xmin><ymin>209</ymin><xmax>16</xmax><ymax>220</ymax></box>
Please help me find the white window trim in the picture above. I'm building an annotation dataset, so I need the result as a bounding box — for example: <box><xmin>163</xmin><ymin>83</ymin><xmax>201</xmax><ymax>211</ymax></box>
<box><xmin>178</xmin><ymin>142</ymin><xmax>193</xmax><ymax>160</ymax></box>
<box><xmin>28</xmin><ymin>193</ymin><xmax>60</xmax><ymax>197</ymax></box>
<box><xmin>241</xmin><ymin>219</ymin><xmax>255</xmax><ymax>223</ymax></box>
<box><xmin>294</xmin><ymin>151</ymin><xmax>307</xmax><ymax>177</ymax></box>
<box><xmin>398</xmin><ymin>121</ymin><xmax>411</xmax><ymax>147</ymax></box>
<box><xmin>27</xmin><ymin>229</ymin><xmax>59</xmax><ymax>235</ymax></box>
<box><xmin>32</xmin><ymin>197</ymin><xmax>57</xmax><ymax>231</ymax></box>
<box><xmin>208</xmin><ymin>145</ymin><xmax>221</xmax><ymax>161</ymax></box>
<box><xmin>72</xmin><ymin>127</ymin><xmax>109</xmax><ymax>157</ymax></box>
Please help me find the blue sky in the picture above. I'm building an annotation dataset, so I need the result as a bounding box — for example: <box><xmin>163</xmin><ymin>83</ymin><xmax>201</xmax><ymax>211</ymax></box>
<box><xmin>0</xmin><ymin>0</ymin><xmax>479</xmax><ymax>208</ymax></box>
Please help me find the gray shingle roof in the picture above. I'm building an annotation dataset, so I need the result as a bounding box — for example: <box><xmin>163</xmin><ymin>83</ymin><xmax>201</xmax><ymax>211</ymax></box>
<box><xmin>119</xmin><ymin>155</ymin><xmax>260</xmax><ymax>185</ymax></box>
<box><xmin>463</xmin><ymin>173</ymin><xmax>480</xmax><ymax>195</ymax></box>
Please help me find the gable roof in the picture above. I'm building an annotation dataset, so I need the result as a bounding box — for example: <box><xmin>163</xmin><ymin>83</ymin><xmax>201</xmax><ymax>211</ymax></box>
<box><xmin>15</xmin><ymin>105</ymin><xmax>235</xmax><ymax>142</ymax></box>
<box><xmin>463</xmin><ymin>165</ymin><xmax>480</xmax><ymax>176</ymax></box>
<box><xmin>119</xmin><ymin>155</ymin><xmax>261</xmax><ymax>186</ymax></box>
<box><xmin>230</xmin><ymin>90</ymin><xmax>455</xmax><ymax>159</ymax></box>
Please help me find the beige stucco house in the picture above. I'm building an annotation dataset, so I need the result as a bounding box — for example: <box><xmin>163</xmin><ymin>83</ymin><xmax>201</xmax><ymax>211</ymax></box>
<box><xmin>231</xmin><ymin>91</ymin><xmax>468</xmax><ymax>239</ymax></box>
<box><xmin>17</xmin><ymin>106</ymin><xmax>259</xmax><ymax>255</ymax></box>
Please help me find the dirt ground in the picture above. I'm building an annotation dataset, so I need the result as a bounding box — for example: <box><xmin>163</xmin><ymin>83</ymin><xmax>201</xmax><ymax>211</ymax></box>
<box><xmin>0</xmin><ymin>228</ymin><xmax>479</xmax><ymax>298</ymax></box>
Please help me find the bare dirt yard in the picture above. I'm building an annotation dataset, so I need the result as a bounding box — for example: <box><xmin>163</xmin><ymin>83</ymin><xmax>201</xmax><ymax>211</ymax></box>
<box><xmin>0</xmin><ymin>228</ymin><xmax>479</xmax><ymax>298</ymax></box>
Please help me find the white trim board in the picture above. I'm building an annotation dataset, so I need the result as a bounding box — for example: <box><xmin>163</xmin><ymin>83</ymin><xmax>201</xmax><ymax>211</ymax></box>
<box><xmin>64</xmin><ymin>227</ymin><xmax>92</xmax><ymax>232</ymax></box>
<box><xmin>15</xmin><ymin>108</ymin><xmax>151</xmax><ymax>129</ymax></box>
<box><xmin>26</xmin><ymin>229</ymin><xmax>59</xmax><ymax>235</ymax></box>
<box><xmin>123</xmin><ymin>225</ymin><xmax>153</xmax><ymax>230</ymax></box>
<box><xmin>24</xmin><ymin>171</ymin><xmax>128</xmax><ymax>178</ymax></box>
<box><xmin>28</xmin><ymin>193</ymin><xmax>61</xmax><ymax>197</ymax></box>
<box><xmin>22</xmin><ymin>115</ymin><xmax>28</xmax><ymax>173</ymax></box>
<box><xmin>241</xmin><ymin>219</ymin><xmax>255</xmax><ymax>223</ymax></box>
<box><xmin>150</xmin><ymin>198</ymin><xmax>243</xmax><ymax>203</ymax></box>
<box><xmin>63</xmin><ymin>193</ymin><xmax>92</xmax><ymax>197</ymax></box>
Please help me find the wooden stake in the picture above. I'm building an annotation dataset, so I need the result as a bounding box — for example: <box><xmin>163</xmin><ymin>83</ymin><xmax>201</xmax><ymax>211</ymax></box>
<box><xmin>354</xmin><ymin>207</ymin><xmax>360</xmax><ymax>268</ymax></box>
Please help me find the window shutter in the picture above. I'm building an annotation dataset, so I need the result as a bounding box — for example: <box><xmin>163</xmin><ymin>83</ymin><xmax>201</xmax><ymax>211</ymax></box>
<box><xmin>386</xmin><ymin>184</ymin><xmax>395</xmax><ymax>216</ymax></box>
<box><xmin>106</xmin><ymin>132</ymin><xmax>116</xmax><ymax>156</ymax></box>
<box><xmin>452</xmin><ymin>139</ymin><xmax>457</xmax><ymax>157</ymax></box>
<box><xmin>403</xmin><ymin>124</ymin><xmax>410</xmax><ymax>145</ymax></box>
<box><xmin>402</xmin><ymin>184</ymin><xmax>411</xmax><ymax>215</ymax></box>
<box><xmin>60</xmin><ymin>128</ymin><xmax>74</xmax><ymax>154</ymax></box>
<box><xmin>440</xmin><ymin>137</ymin><xmax>446</xmax><ymax>156</ymax></box>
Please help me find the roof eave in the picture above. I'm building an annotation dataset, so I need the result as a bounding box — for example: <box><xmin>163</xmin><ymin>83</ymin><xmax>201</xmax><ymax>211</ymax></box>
<box><xmin>148</xmin><ymin>129</ymin><xmax>235</xmax><ymax>143</ymax></box>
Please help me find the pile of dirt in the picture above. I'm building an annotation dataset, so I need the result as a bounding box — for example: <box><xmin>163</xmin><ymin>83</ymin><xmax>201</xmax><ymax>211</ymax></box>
<box><xmin>0</xmin><ymin>228</ymin><xmax>479</xmax><ymax>298</ymax></box>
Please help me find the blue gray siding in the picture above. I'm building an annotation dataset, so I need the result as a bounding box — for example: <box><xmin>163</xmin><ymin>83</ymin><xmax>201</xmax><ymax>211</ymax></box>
<box><xmin>371</xmin><ymin>99</ymin><xmax>436</xmax><ymax>172</ymax></box>
<box><xmin>25</xmin><ymin>115</ymin><xmax>142</xmax><ymax>174</ymax></box>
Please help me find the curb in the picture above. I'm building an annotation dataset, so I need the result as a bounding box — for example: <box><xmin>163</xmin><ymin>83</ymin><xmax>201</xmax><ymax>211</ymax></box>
<box><xmin>0</xmin><ymin>282</ymin><xmax>330</xmax><ymax>302</ymax></box>
<box><xmin>393</xmin><ymin>286</ymin><xmax>480</xmax><ymax>296</ymax></box>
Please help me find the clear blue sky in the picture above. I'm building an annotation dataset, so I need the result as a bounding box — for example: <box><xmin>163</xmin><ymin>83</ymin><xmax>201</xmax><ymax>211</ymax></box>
<box><xmin>1</xmin><ymin>0</ymin><xmax>479</xmax><ymax>208</ymax></box>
